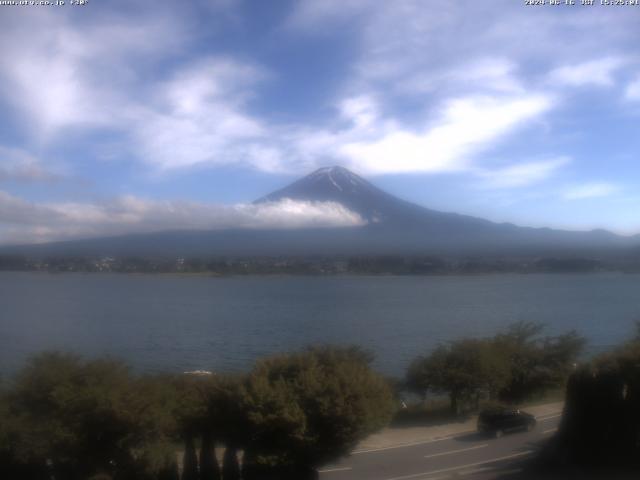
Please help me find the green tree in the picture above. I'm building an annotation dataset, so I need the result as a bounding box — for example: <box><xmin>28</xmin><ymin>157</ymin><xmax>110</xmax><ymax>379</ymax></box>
<box><xmin>406</xmin><ymin>322</ymin><xmax>584</xmax><ymax>413</ymax></box>
<box><xmin>550</xmin><ymin>328</ymin><xmax>640</xmax><ymax>470</ymax></box>
<box><xmin>170</xmin><ymin>373</ymin><xmax>217</xmax><ymax>480</ymax></box>
<box><xmin>199</xmin><ymin>431</ymin><xmax>221</xmax><ymax>480</ymax></box>
<box><xmin>240</xmin><ymin>346</ymin><xmax>395</xmax><ymax>479</ymax></box>
<box><xmin>3</xmin><ymin>352</ymin><xmax>142</xmax><ymax>479</ymax></box>
<box><xmin>130</xmin><ymin>374</ymin><xmax>185</xmax><ymax>479</ymax></box>
<box><xmin>1</xmin><ymin>353</ymin><xmax>187</xmax><ymax>480</ymax></box>
<box><xmin>205</xmin><ymin>375</ymin><xmax>245</xmax><ymax>480</ymax></box>
<box><xmin>405</xmin><ymin>352</ymin><xmax>442</xmax><ymax>402</ymax></box>
<box><xmin>409</xmin><ymin>339</ymin><xmax>509</xmax><ymax>414</ymax></box>
<box><xmin>222</xmin><ymin>447</ymin><xmax>241</xmax><ymax>480</ymax></box>
<box><xmin>182</xmin><ymin>435</ymin><xmax>198</xmax><ymax>480</ymax></box>
<box><xmin>496</xmin><ymin>322</ymin><xmax>584</xmax><ymax>403</ymax></box>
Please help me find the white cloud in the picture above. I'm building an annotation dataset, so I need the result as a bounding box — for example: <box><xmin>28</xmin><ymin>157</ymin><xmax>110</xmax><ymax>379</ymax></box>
<box><xmin>547</xmin><ymin>57</ymin><xmax>627</xmax><ymax>87</ymax></box>
<box><xmin>321</xmin><ymin>0</ymin><xmax>638</xmax><ymax>95</ymax></box>
<box><xmin>625</xmin><ymin>76</ymin><xmax>640</xmax><ymax>101</ymax></box>
<box><xmin>1</xmin><ymin>2</ymin><xmax>572</xmax><ymax>179</ymax></box>
<box><xmin>0</xmin><ymin>9</ymin><xmax>185</xmax><ymax>138</ymax></box>
<box><xmin>339</xmin><ymin>95</ymin><xmax>379</xmax><ymax>129</ymax></box>
<box><xmin>479</xmin><ymin>157</ymin><xmax>571</xmax><ymax>189</ymax></box>
<box><xmin>339</xmin><ymin>95</ymin><xmax>552</xmax><ymax>174</ymax></box>
<box><xmin>245</xmin><ymin>91</ymin><xmax>554</xmax><ymax>177</ymax></box>
<box><xmin>1</xmin><ymin>0</ymin><xmax>637</xmax><ymax>187</ymax></box>
<box><xmin>398</xmin><ymin>58</ymin><xmax>524</xmax><ymax>96</ymax></box>
<box><xmin>0</xmin><ymin>147</ymin><xmax>62</xmax><ymax>183</ymax></box>
<box><xmin>277</xmin><ymin>1</ymin><xmax>635</xmax><ymax>179</ymax></box>
<box><xmin>0</xmin><ymin>191</ymin><xmax>54</xmax><ymax>226</ymax></box>
<box><xmin>0</xmin><ymin>9</ymin><xmax>279</xmax><ymax>173</ymax></box>
<box><xmin>0</xmin><ymin>192</ymin><xmax>366</xmax><ymax>245</ymax></box>
<box><xmin>563</xmin><ymin>183</ymin><xmax>620</xmax><ymax>200</ymax></box>
<box><xmin>132</xmin><ymin>58</ymin><xmax>269</xmax><ymax>170</ymax></box>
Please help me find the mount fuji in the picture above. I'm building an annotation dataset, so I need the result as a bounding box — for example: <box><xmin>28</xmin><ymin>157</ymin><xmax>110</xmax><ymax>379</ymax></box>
<box><xmin>255</xmin><ymin>166</ymin><xmax>631</xmax><ymax>253</ymax></box>
<box><xmin>2</xmin><ymin>166</ymin><xmax>636</xmax><ymax>258</ymax></box>
<box><xmin>258</xmin><ymin>165</ymin><xmax>497</xmax><ymax>228</ymax></box>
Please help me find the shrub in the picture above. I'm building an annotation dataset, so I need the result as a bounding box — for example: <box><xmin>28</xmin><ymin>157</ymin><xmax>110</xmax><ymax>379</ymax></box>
<box><xmin>240</xmin><ymin>346</ymin><xmax>395</xmax><ymax>478</ymax></box>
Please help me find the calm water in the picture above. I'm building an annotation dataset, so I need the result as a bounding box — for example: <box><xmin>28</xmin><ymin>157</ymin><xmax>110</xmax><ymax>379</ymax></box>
<box><xmin>1</xmin><ymin>272</ymin><xmax>639</xmax><ymax>377</ymax></box>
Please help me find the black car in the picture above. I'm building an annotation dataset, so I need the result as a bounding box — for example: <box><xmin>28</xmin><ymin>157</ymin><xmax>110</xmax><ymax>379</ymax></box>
<box><xmin>477</xmin><ymin>408</ymin><xmax>536</xmax><ymax>438</ymax></box>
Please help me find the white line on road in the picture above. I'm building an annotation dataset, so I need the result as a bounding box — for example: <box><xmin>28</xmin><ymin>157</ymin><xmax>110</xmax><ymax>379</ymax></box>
<box><xmin>542</xmin><ymin>428</ymin><xmax>557</xmax><ymax>434</ymax></box>
<box><xmin>460</xmin><ymin>466</ymin><xmax>523</xmax><ymax>477</ymax></box>
<box><xmin>352</xmin><ymin>435</ymin><xmax>464</xmax><ymax>455</ymax></box>
<box><xmin>382</xmin><ymin>450</ymin><xmax>534</xmax><ymax>480</ymax></box>
<box><xmin>424</xmin><ymin>444</ymin><xmax>488</xmax><ymax>459</ymax></box>
<box><xmin>318</xmin><ymin>467</ymin><xmax>353</xmax><ymax>473</ymax></box>
<box><xmin>457</xmin><ymin>466</ymin><xmax>496</xmax><ymax>476</ymax></box>
<box><xmin>353</xmin><ymin>411</ymin><xmax>563</xmax><ymax>456</ymax></box>
<box><xmin>538</xmin><ymin>413</ymin><xmax>562</xmax><ymax>421</ymax></box>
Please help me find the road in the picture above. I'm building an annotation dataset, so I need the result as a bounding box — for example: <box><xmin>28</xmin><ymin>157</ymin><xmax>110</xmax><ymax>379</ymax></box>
<box><xmin>319</xmin><ymin>412</ymin><xmax>562</xmax><ymax>480</ymax></box>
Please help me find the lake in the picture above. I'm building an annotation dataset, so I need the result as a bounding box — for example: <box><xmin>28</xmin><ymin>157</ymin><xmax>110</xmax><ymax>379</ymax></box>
<box><xmin>0</xmin><ymin>272</ymin><xmax>639</xmax><ymax>377</ymax></box>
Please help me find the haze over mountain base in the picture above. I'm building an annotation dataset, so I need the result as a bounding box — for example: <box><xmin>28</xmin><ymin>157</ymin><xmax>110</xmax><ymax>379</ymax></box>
<box><xmin>1</xmin><ymin>167</ymin><xmax>638</xmax><ymax>259</ymax></box>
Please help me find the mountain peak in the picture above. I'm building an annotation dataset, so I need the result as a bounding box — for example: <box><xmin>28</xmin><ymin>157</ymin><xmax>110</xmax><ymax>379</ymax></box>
<box><xmin>257</xmin><ymin>165</ymin><xmax>378</xmax><ymax>202</ymax></box>
<box><xmin>310</xmin><ymin>165</ymin><xmax>355</xmax><ymax>178</ymax></box>
<box><xmin>304</xmin><ymin>165</ymin><xmax>370</xmax><ymax>193</ymax></box>
<box><xmin>255</xmin><ymin>165</ymin><xmax>413</xmax><ymax>223</ymax></box>
<box><xmin>312</xmin><ymin>165</ymin><xmax>348</xmax><ymax>174</ymax></box>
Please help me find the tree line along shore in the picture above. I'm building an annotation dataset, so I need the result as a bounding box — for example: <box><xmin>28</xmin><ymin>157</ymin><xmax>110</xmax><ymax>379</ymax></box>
<box><xmin>1</xmin><ymin>322</ymin><xmax>639</xmax><ymax>479</ymax></box>
<box><xmin>2</xmin><ymin>254</ymin><xmax>638</xmax><ymax>275</ymax></box>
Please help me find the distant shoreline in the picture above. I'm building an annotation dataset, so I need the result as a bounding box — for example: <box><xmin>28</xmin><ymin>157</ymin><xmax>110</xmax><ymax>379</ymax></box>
<box><xmin>2</xmin><ymin>251</ymin><xmax>639</xmax><ymax>276</ymax></box>
<box><xmin>1</xmin><ymin>269</ymin><xmax>639</xmax><ymax>277</ymax></box>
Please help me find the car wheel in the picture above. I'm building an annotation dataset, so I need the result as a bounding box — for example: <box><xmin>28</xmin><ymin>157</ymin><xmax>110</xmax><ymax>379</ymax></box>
<box><xmin>526</xmin><ymin>422</ymin><xmax>534</xmax><ymax>432</ymax></box>
<box><xmin>494</xmin><ymin>429</ymin><xmax>504</xmax><ymax>438</ymax></box>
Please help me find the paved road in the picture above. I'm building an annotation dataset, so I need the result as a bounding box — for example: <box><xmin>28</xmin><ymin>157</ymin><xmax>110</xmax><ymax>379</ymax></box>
<box><xmin>319</xmin><ymin>412</ymin><xmax>562</xmax><ymax>480</ymax></box>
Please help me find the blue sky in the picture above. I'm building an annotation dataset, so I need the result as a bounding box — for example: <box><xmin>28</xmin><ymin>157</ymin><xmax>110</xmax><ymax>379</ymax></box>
<box><xmin>1</xmin><ymin>0</ymin><xmax>640</xmax><ymax>244</ymax></box>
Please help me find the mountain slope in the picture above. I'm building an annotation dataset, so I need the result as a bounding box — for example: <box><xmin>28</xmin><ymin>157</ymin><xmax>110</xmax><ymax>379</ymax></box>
<box><xmin>258</xmin><ymin>166</ymin><xmax>628</xmax><ymax>251</ymax></box>
<box><xmin>258</xmin><ymin>166</ymin><xmax>409</xmax><ymax>223</ymax></box>
<box><xmin>257</xmin><ymin>166</ymin><xmax>502</xmax><ymax>230</ymax></box>
<box><xmin>1</xmin><ymin>166</ymin><xmax>636</xmax><ymax>257</ymax></box>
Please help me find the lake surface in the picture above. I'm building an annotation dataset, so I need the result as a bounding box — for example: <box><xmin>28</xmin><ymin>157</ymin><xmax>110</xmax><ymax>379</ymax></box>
<box><xmin>1</xmin><ymin>272</ymin><xmax>639</xmax><ymax>377</ymax></box>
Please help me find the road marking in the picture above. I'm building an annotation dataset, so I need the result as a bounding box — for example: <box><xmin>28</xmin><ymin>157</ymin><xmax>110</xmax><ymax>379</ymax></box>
<box><xmin>542</xmin><ymin>428</ymin><xmax>557</xmax><ymax>434</ymax></box>
<box><xmin>460</xmin><ymin>467</ymin><xmax>523</xmax><ymax>477</ymax></box>
<box><xmin>353</xmin><ymin>411</ymin><xmax>562</xmax><ymax>456</ymax></box>
<box><xmin>382</xmin><ymin>450</ymin><xmax>534</xmax><ymax>480</ymax></box>
<box><xmin>352</xmin><ymin>434</ymin><xmax>468</xmax><ymax>455</ymax></box>
<box><xmin>318</xmin><ymin>467</ymin><xmax>353</xmax><ymax>473</ymax></box>
<box><xmin>458</xmin><ymin>466</ymin><xmax>494</xmax><ymax>476</ymax></box>
<box><xmin>537</xmin><ymin>413</ymin><xmax>562</xmax><ymax>421</ymax></box>
<box><xmin>423</xmin><ymin>444</ymin><xmax>488</xmax><ymax>459</ymax></box>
